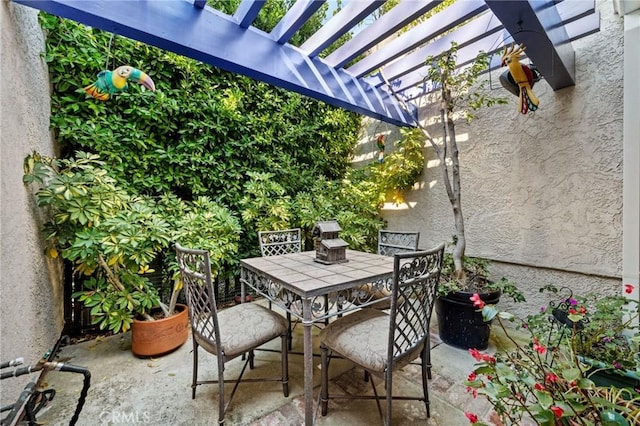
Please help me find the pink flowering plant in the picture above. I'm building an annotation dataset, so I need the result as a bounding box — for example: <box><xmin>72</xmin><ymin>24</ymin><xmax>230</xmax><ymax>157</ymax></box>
<box><xmin>463</xmin><ymin>285</ymin><xmax>639</xmax><ymax>425</ymax></box>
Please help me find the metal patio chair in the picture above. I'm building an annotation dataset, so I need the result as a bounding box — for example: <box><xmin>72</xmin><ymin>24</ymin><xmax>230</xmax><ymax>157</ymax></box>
<box><xmin>377</xmin><ymin>230</ymin><xmax>420</xmax><ymax>256</ymax></box>
<box><xmin>358</xmin><ymin>230</ymin><xmax>421</xmax><ymax>310</ymax></box>
<box><xmin>175</xmin><ymin>243</ymin><xmax>289</xmax><ymax>426</ymax></box>
<box><xmin>319</xmin><ymin>243</ymin><xmax>445</xmax><ymax>425</ymax></box>
<box><xmin>258</xmin><ymin>229</ymin><xmax>302</xmax><ymax>349</ymax></box>
<box><xmin>258</xmin><ymin>228</ymin><xmax>302</xmax><ymax>257</ymax></box>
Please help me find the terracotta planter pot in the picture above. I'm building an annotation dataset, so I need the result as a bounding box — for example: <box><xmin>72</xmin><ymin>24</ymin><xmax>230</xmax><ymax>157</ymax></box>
<box><xmin>131</xmin><ymin>303</ymin><xmax>189</xmax><ymax>357</ymax></box>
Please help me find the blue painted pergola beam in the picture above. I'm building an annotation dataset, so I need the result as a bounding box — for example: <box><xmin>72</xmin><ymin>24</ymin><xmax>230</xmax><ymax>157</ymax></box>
<box><xmin>300</xmin><ymin>0</ymin><xmax>385</xmax><ymax>58</ymax></box>
<box><xmin>234</xmin><ymin>0</ymin><xmax>265</xmax><ymax>28</ymax></box>
<box><xmin>271</xmin><ymin>0</ymin><xmax>326</xmax><ymax>44</ymax></box>
<box><xmin>384</xmin><ymin>30</ymin><xmax>509</xmax><ymax>96</ymax></box>
<box><xmin>484</xmin><ymin>0</ymin><xmax>576</xmax><ymax>90</ymax></box>
<box><xmin>11</xmin><ymin>0</ymin><xmax>600</xmax><ymax>128</ymax></box>
<box><xmin>13</xmin><ymin>0</ymin><xmax>416</xmax><ymax>127</ymax></box>
<box><xmin>378</xmin><ymin>0</ymin><xmax>599</xmax><ymax>100</ymax></box>
<box><xmin>346</xmin><ymin>0</ymin><xmax>489</xmax><ymax>78</ymax></box>
<box><xmin>376</xmin><ymin>11</ymin><xmax>503</xmax><ymax>89</ymax></box>
<box><xmin>324</xmin><ymin>0</ymin><xmax>443</xmax><ymax>69</ymax></box>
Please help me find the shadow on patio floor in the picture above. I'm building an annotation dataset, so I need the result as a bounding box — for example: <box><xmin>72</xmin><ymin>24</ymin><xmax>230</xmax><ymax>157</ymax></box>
<box><xmin>36</xmin><ymin>309</ymin><xmax>505</xmax><ymax>426</ymax></box>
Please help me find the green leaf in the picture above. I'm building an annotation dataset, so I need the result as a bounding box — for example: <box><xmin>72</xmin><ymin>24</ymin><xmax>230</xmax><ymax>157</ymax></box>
<box><xmin>482</xmin><ymin>305</ymin><xmax>498</xmax><ymax>322</ymax></box>
<box><xmin>535</xmin><ymin>391</ymin><xmax>553</xmax><ymax>409</ymax></box>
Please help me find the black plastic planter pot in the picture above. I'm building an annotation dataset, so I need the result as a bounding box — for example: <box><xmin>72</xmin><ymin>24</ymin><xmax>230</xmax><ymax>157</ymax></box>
<box><xmin>435</xmin><ymin>290</ymin><xmax>500</xmax><ymax>350</ymax></box>
<box><xmin>580</xmin><ymin>357</ymin><xmax>640</xmax><ymax>391</ymax></box>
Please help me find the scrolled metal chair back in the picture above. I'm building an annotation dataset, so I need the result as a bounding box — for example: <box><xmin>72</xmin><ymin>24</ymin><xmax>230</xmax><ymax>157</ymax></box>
<box><xmin>175</xmin><ymin>243</ymin><xmax>220</xmax><ymax>349</ymax></box>
<box><xmin>258</xmin><ymin>228</ymin><xmax>302</xmax><ymax>257</ymax></box>
<box><xmin>388</xmin><ymin>243</ymin><xmax>444</xmax><ymax>362</ymax></box>
<box><xmin>378</xmin><ymin>230</ymin><xmax>420</xmax><ymax>257</ymax></box>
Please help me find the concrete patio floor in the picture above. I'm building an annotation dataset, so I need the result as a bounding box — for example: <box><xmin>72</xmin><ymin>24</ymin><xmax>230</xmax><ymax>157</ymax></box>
<box><xmin>35</xmin><ymin>307</ymin><xmax>505</xmax><ymax>426</ymax></box>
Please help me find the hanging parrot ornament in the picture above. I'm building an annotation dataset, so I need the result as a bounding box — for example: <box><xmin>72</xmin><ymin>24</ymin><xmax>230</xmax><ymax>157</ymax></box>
<box><xmin>84</xmin><ymin>65</ymin><xmax>156</xmax><ymax>101</ymax></box>
<box><xmin>376</xmin><ymin>134</ymin><xmax>385</xmax><ymax>163</ymax></box>
<box><xmin>500</xmin><ymin>43</ymin><xmax>540</xmax><ymax>114</ymax></box>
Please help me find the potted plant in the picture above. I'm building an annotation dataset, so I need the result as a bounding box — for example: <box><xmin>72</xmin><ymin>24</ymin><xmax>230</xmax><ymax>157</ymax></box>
<box><xmin>435</xmin><ymin>246</ymin><xmax>525</xmax><ymax>350</ymax></box>
<box><xmin>131</xmin><ymin>194</ymin><xmax>241</xmax><ymax>356</ymax></box>
<box><xmin>383</xmin><ymin>43</ymin><xmax>520</xmax><ymax>348</ymax></box>
<box><xmin>23</xmin><ymin>152</ymin><xmax>241</xmax><ymax>357</ymax></box>
<box><xmin>463</xmin><ymin>285</ymin><xmax>639</xmax><ymax>425</ymax></box>
<box><xmin>534</xmin><ymin>285</ymin><xmax>639</xmax><ymax>390</ymax></box>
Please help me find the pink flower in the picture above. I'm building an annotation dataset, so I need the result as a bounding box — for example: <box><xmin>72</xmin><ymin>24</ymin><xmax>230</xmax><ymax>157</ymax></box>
<box><xmin>468</xmin><ymin>348</ymin><xmax>496</xmax><ymax>363</ymax></box>
<box><xmin>470</xmin><ymin>293</ymin><xmax>485</xmax><ymax>309</ymax></box>
<box><xmin>546</xmin><ymin>372</ymin><xmax>559</xmax><ymax>383</ymax></box>
<box><xmin>625</xmin><ymin>284</ymin><xmax>634</xmax><ymax>294</ymax></box>
<box><xmin>466</xmin><ymin>386</ymin><xmax>478</xmax><ymax>398</ymax></box>
<box><xmin>469</xmin><ymin>348</ymin><xmax>483</xmax><ymax>361</ymax></box>
<box><xmin>465</xmin><ymin>412</ymin><xmax>478</xmax><ymax>423</ymax></box>
<box><xmin>533</xmin><ymin>338</ymin><xmax>546</xmax><ymax>354</ymax></box>
<box><xmin>550</xmin><ymin>406</ymin><xmax>564</xmax><ymax>418</ymax></box>
<box><xmin>534</xmin><ymin>383</ymin><xmax>545</xmax><ymax>391</ymax></box>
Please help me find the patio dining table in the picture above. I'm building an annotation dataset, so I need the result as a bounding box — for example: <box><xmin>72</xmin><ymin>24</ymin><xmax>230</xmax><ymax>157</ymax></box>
<box><xmin>240</xmin><ymin>249</ymin><xmax>396</xmax><ymax>426</ymax></box>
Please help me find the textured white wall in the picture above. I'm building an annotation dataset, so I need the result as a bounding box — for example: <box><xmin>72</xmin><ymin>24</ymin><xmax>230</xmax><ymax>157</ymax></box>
<box><xmin>375</xmin><ymin>0</ymin><xmax>624</xmax><ymax>315</ymax></box>
<box><xmin>1</xmin><ymin>1</ymin><xmax>61</xmax><ymax>402</ymax></box>
<box><xmin>622</xmin><ymin>11</ymin><xmax>640</xmax><ymax>308</ymax></box>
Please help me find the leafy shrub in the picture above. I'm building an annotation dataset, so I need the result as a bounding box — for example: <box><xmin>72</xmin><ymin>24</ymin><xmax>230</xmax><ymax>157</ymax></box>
<box><xmin>39</xmin><ymin>12</ymin><xmax>361</xmax><ymax>258</ymax></box>
<box><xmin>464</xmin><ymin>286</ymin><xmax>640</xmax><ymax>425</ymax></box>
<box><xmin>24</xmin><ymin>151</ymin><xmax>241</xmax><ymax>333</ymax></box>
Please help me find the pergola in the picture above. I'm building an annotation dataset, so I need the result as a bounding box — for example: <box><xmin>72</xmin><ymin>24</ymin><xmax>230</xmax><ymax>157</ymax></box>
<box><xmin>13</xmin><ymin>0</ymin><xmax>600</xmax><ymax>127</ymax></box>
<box><xmin>4</xmin><ymin>2</ymin><xmax>640</xmax><ymax>424</ymax></box>
<box><xmin>12</xmin><ymin>0</ymin><xmax>639</xmax><ymax>310</ymax></box>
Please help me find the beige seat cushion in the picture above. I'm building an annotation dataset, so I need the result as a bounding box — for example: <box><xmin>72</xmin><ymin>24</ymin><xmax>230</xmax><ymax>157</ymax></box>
<box><xmin>194</xmin><ymin>303</ymin><xmax>288</xmax><ymax>359</ymax></box>
<box><xmin>320</xmin><ymin>308</ymin><xmax>425</xmax><ymax>373</ymax></box>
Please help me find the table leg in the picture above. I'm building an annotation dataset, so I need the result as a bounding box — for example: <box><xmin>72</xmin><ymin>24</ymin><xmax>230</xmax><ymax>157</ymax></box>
<box><xmin>302</xmin><ymin>297</ymin><xmax>314</xmax><ymax>426</ymax></box>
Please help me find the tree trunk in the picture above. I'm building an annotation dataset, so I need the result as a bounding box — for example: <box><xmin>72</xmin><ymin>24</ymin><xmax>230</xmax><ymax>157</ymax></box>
<box><xmin>379</xmin><ymin>67</ymin><xmax>467</xmax><ymax>276</ymax></box>
<box><xmin>443</xmin><ymin>94</ymin><xmax>466</xmax><ymax>277</ymax></box>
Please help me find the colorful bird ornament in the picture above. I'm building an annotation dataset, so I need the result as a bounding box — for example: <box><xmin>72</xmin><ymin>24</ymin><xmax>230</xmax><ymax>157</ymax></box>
<box><xmin>500</xmin><ymin>43</ymin><xmax>540</xmax><ymax>114</ymax></box>
<box><xmin>84</xmin><ymin>65</ymin><xmax>156</xmax><ymax>101</ymax></box>
<box><xmin>376</xmin><ymin>134</ymin><xmax>385</xmax><ymax>163</ymax></box>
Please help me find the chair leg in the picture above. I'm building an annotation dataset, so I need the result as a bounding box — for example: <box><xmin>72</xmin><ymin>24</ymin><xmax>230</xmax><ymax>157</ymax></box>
<box><xmin>218</xmin><ymin>358</ymin><xmax>226</xmax><ymax>425</ymax></box>
<box><xmin>249</xmin><ymin>350</ymin><xmax>255</xmax><ymax>370</ymax></box>
<box><xmin>281</xmin><ymin>334</ymin><xmax>289</xmax><ymax>397</ymax></box>
<box><xmin>421</xmin><ymin>345</ymin><xmax>430</xmax><ymax>418</ymax></box>
<box><xmin>426</xmin><ymin>332</ymin><xmax>432</xmax><ymax>380</ymax></box>
<box><xmin>369</xmin><ymin>373</ymin><xmax>384</xmax><ymax>422</ymax></box>
<box><xmin>191</xmin><ymin>338</ymin><xmax>199</xmax><ymax>399</ymax></box>
<box><xmin>385</xmin><ymin>371</ymin><xmax>393</xmax><ymax>426</ymax></box>
<box><xmin>320</xmin><ymin>344</ymin><xmax>329</xmax><ymax>416</ymax></box>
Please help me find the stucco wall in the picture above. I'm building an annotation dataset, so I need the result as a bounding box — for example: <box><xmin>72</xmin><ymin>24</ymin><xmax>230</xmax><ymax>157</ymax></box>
<box><xmin>1</xmin><ymin>1</ymin><xmax>61</xmax><ymax>402</ymax></box>
<box><xmin>367</xmin><ymin>0</ymin><xmax>624</xmax><ymax>316</ymax></box>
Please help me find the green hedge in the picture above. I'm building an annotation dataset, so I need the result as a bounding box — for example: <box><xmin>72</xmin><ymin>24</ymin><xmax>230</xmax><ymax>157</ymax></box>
<box><xmin>39</xmin><ymin>8</ymin><xmax>423</xmax><ymax>262</ymax></box>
